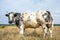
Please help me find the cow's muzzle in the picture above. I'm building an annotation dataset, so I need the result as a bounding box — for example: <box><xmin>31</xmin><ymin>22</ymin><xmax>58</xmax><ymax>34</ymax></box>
<box><xmin>9</xmin><ymin>21</ymin><xmax>13</xmax><ymax>24</ymax></box>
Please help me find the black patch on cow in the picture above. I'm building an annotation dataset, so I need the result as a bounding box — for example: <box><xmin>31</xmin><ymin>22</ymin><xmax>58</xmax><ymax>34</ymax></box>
<box><xmin>46</xmin><ymin>11</ymin><xmax>51</xmax><ymax>16</ymax></box>
<box><xmin>46</xmin><ymin>11</ymin><xmax>51</xmax><ymax>22</ymax></box>
<box><xmin>14</xmin><ymin>13</ymin><xmax>21</xmax><ymax>17</ymax></box>
<box><xmin>45</xmin><ymin>17</ymin><xmax>50</xmax><ymax>22</ymax></box>
<box><xmin>15</xmin><ymin>19</ymin><xmax>20</xmax><ymax>27</ymax></box>
<box><xmin>14</xmin><ymin>13</ymin><xmax>21</xmax><ymax>26</ymax></box>
<box><xmin>14</xmin><ymin>13</ymin><xmax>24</xmax><ymax>27</ymax></box>
<box><xmin>20</xmin><ymin>17</ymin><xmax>23</xmax><ymax>21</ymax></box>
<box><xmin>46</xmin><ymin>24</ymin><xmax>52</xmax><ymax>28</ymax></box>
<box><xmin>43</xmin><ymin>27</ymin><xmax>45</xmax><ymax>29</ymax></box>
<box><xmin>42</xmin><ymin>11</ymin><xmax>51</xmax><ymax>22</ymax></box>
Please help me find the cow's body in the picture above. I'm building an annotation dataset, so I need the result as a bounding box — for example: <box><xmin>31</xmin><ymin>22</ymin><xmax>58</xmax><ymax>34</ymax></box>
<box><xmin>5</xmin><ymin>10</ymin><xmax>53</xmax><ymax>38</ymax></box>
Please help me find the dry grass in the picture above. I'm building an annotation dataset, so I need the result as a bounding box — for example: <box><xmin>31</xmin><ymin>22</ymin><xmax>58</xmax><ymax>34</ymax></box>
<box><xmin>0</xmin><ymin>26</ymin><xmax>60</xmax><ymax>40</ymax></box>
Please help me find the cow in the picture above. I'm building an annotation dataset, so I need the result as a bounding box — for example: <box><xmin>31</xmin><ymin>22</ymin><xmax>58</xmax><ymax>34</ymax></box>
<box><xmin>5</xmin><ymin>10</ymin><xmax>53</xmax><ymax>38</ymax></box>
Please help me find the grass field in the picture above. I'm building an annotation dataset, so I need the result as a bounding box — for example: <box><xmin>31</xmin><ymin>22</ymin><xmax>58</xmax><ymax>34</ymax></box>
<box><xmin>0</xmin><ymin>26</ymin><xmax>60</xmax><ymax>40</ymax></box>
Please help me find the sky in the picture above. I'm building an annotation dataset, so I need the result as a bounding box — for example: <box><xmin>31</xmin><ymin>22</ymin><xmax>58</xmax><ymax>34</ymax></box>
<box><xmin>0</xmin><ymin>0</ymin><xmax>60</xmax><ymax>24</ymax></box>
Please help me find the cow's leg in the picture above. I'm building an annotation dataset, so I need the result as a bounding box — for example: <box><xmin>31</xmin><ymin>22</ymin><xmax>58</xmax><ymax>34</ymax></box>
<box><xmin>49</xmin><ymin>24</ymin><xmax>53</xmax><ymax>38</ymax></box>
<box><xmin>49</xmin><ymin>28</ymin><xmax>52</xmax><ymax>38</ymax></box>
<box><xmin>48</xmin><ymin>23</ymin><xmax>53</xmax><ymax>38</ymax></box>
<box><xmin>43</xmin><ymin>25</ymin><xmax>48</xmax><ymax>38</ymax></box>
<box><xmin>19</xmin><ymin>24</ymin><xmax>24</xmax><ymax>34</ymax></box>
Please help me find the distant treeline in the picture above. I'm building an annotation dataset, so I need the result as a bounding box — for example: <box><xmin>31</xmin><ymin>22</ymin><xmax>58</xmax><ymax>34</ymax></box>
<box><xmin>54</xmin><ymin>24</ymin><xmax>60</xmax><ymax>26</ymax></box>
<box><xmin>0</xmin><ymin>24</ymin><xmax>60</xmax><ymax>26</ymax></box>
<box><xmin>0</xmin><ymin>24</ymin><xmax>15</xmax><ymax>26</ymax></box>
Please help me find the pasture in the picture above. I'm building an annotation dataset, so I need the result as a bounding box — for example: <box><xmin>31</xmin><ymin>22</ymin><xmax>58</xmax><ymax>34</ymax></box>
<box><xmin>0</xmin><ymin>26</ymin><xmax>60</xmax><ymax>40</ymax></box>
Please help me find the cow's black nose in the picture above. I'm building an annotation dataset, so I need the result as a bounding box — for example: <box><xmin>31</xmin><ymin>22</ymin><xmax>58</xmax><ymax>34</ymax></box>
<box><xmin>9</xmin><ymin>21</ymin><xmax>12</xmax><ymax>24</ymax></box>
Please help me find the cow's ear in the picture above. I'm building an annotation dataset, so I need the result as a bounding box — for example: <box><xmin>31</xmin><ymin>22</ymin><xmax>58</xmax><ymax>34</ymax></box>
<box><xmin>5</xmin><ymin>14</ymin><xmax>9</xmax><ymax>17</ymax></box>
<box><xmin>14</xmin><ymin>13</ymin><xmax>17</xmax><ymax>17</ymax></box>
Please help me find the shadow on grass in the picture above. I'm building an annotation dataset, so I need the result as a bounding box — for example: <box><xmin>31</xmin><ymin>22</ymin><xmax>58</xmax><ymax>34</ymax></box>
<box><xmin>24</xmin><ymin>31</ymin><xmax>43</xmax><ymax>38</ymax></box>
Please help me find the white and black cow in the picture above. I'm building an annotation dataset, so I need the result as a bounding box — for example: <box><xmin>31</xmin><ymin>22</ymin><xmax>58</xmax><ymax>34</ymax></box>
<box><xmin>5</xmin><ymin>11</ymin><xmax>53</xmax><ymax>38</ymax></box>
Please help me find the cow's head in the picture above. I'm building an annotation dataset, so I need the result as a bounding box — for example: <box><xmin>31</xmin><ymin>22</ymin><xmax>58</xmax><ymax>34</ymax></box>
<box><xmin>5</xmin><ymin>12</ymin><xmax>17</xmax><ymax>24</ymax></box>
